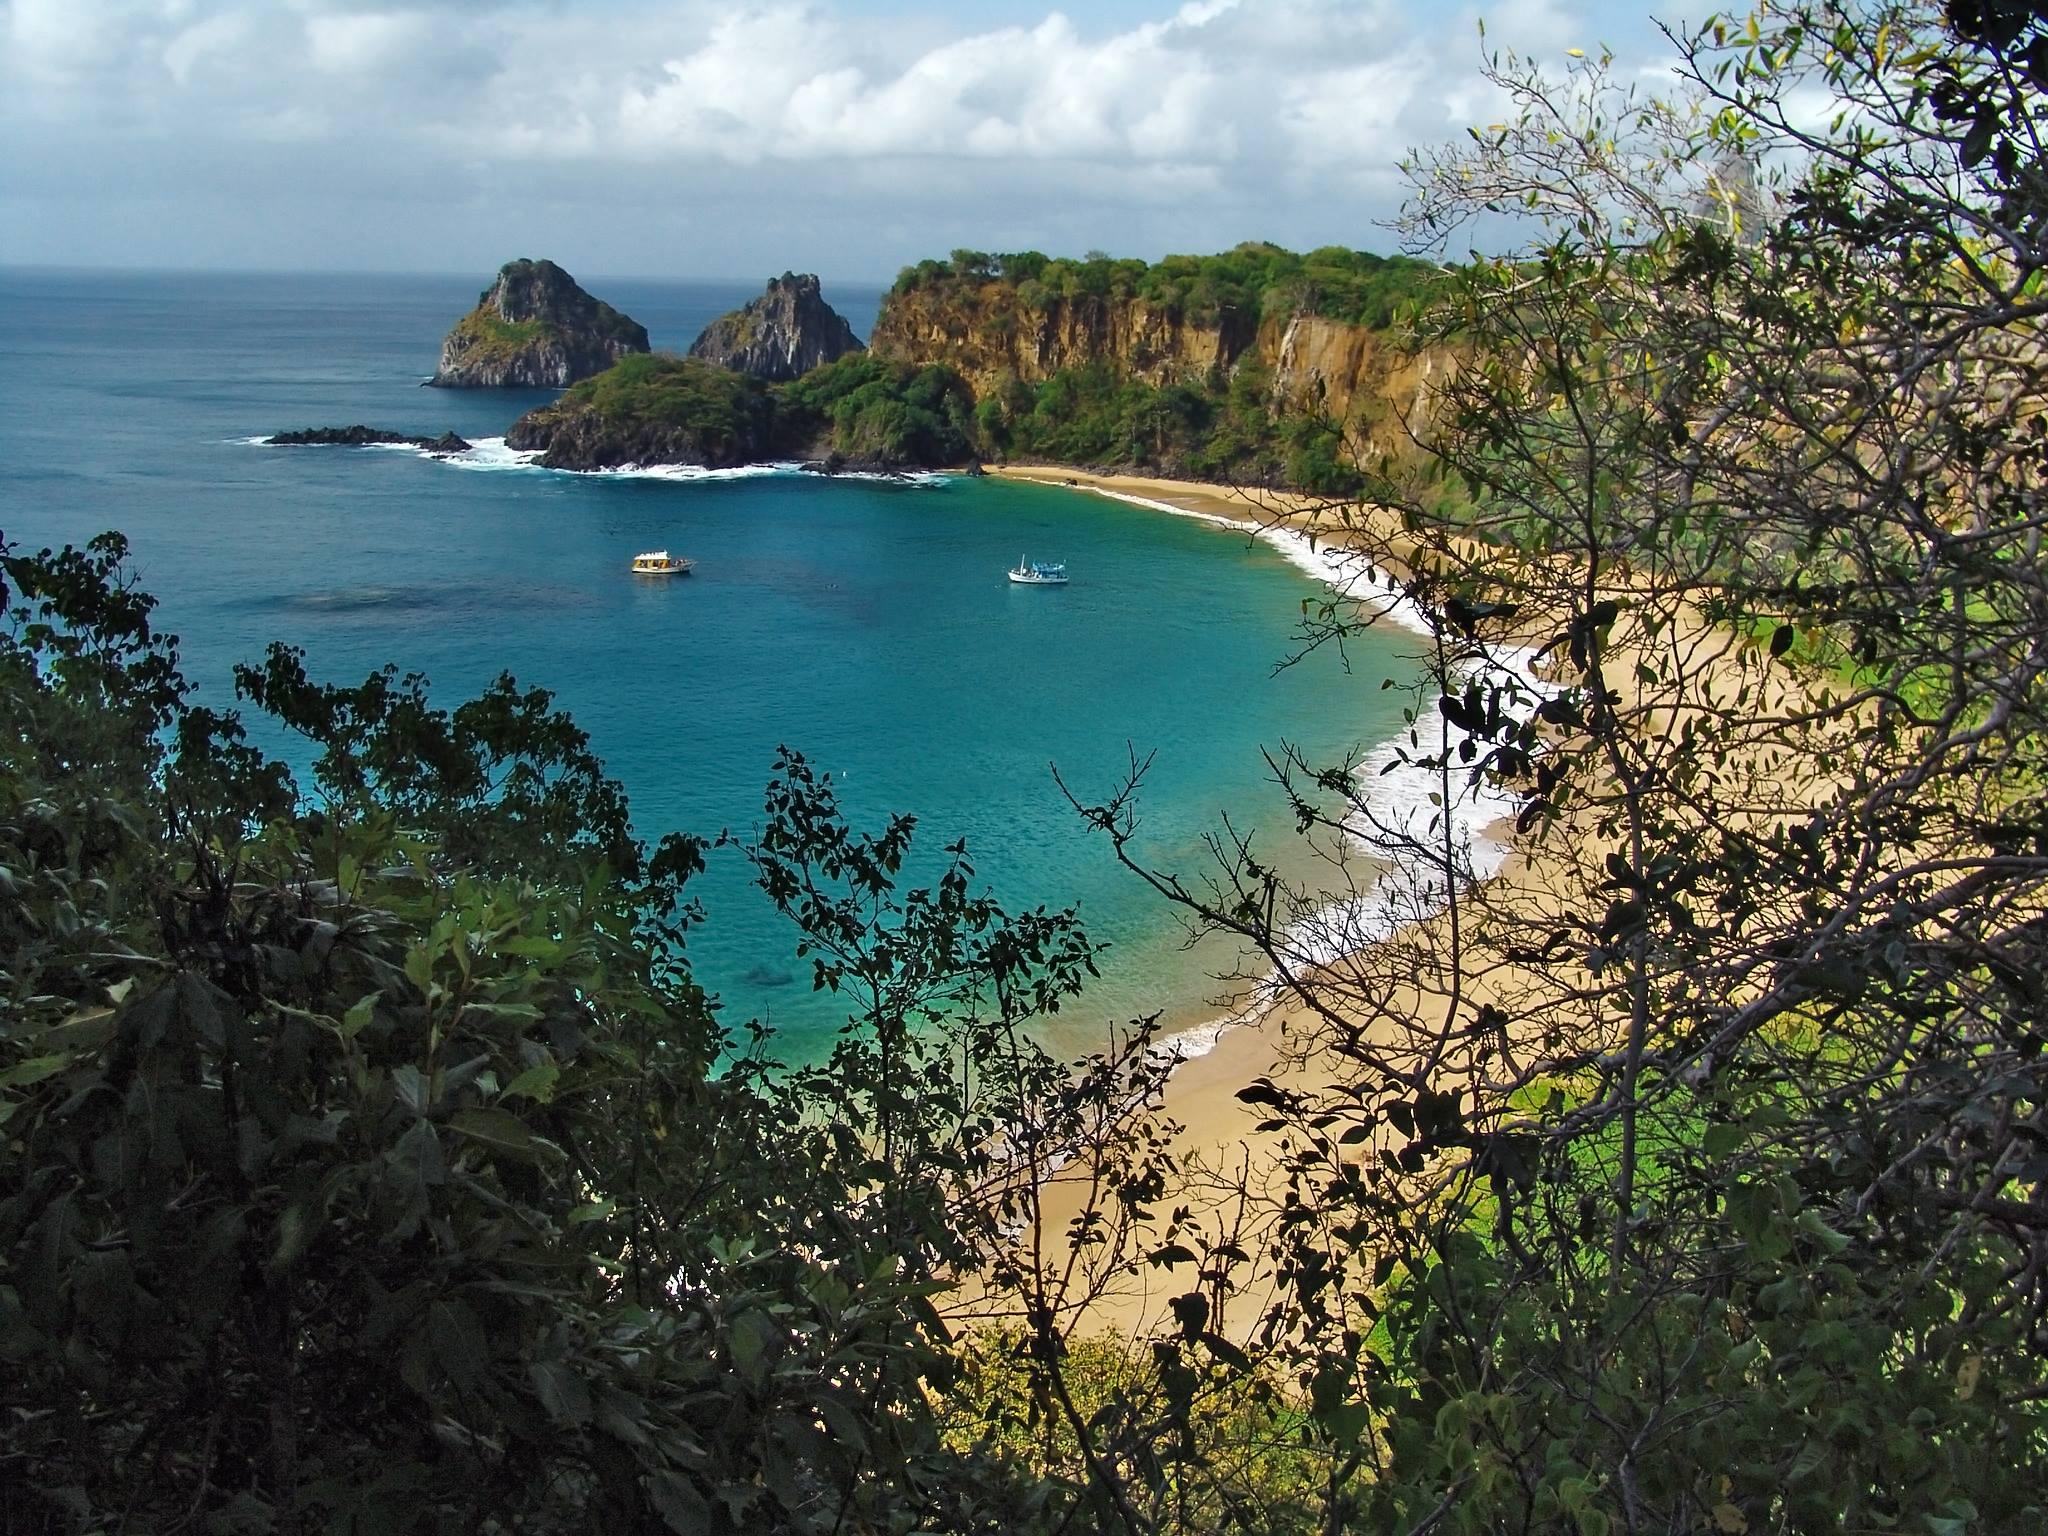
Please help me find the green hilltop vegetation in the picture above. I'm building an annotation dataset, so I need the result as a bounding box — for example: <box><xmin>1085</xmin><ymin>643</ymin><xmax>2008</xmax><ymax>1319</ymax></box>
<box><xmin>890</xmin><ymin>241</ymin><xmax>1449</xmax><ymax>331</ymax></box>
<box><xmin>8</xmin><ymin>2</ymin><xmax>2048</xmax><ymax>1532</ymax></box>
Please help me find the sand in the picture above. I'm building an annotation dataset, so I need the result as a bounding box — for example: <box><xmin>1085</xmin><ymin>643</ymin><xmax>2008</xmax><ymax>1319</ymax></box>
<box><xmin>968</xmin><ymin>463</ymin><xmax>1817</xmax><ymax>1339</ymax></box>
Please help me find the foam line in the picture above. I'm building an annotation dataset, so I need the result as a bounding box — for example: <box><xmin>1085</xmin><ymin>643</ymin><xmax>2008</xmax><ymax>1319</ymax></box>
<box><xmin>1078</xmin><ymin>486</ymin><xmax>1547</xmax><ymax>1068</ymax></box>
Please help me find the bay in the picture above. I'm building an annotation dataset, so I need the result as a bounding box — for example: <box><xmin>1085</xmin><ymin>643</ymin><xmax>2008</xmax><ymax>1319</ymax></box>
<box><xmin>0</xmin><ymin>267</ymin><xmax>1419</xmax><ymax>1057</ymax></box>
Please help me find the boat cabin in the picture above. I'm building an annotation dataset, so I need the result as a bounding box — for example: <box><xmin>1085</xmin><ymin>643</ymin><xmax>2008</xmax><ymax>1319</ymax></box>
<box><xmin>631</xmin><ymin>550</ymin><xmax>694</xmax><ymax>575</ymax></box>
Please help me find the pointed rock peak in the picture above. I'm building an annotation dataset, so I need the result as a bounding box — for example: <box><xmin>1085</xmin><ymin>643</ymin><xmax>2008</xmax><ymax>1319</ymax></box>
<box><xmin>688</xmin><ymin>274</ymin><xmax>864</xmax><ymax>383</ymax></box>
<box><xmin>429</xmin><ymin>259</ymin><xmax>649</xmax><ymax>389</ymax></box>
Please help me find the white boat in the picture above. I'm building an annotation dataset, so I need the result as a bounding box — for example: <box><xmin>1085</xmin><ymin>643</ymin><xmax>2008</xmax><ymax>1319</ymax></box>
<box><xmin>1007</xmin><ymin>555</ymin><xmax>1068</xmax><ymax>585</ymax></box>
<box><xmin>631</xmin><ymin>549</ymin><xmax>694</xmax><ymax>575</ymax></box>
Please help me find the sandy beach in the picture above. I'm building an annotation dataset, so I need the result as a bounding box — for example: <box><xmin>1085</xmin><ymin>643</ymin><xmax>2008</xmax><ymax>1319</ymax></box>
<box><xmin>976</xmin><ymin>462</ymin><xmax>1801</xmax><ymax>1340</ymax></box>
<box><xmin>976</xmin><ymin>465</ymin><xmax>1500</xmax><ymax>1335</ymax></box>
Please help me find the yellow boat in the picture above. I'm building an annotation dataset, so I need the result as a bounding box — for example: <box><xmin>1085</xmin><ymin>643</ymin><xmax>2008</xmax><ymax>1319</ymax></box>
<box><xmin>631</xmin><ymin>549</ymin><xmax>694</xmax><ymax>575</ymax></box>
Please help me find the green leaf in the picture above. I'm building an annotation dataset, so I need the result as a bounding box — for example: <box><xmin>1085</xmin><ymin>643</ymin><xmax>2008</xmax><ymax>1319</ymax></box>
<box><xmin>429</xmin><ymin>1300</ymin><xmax>489</xmax><ymax>1391</ymax></box>
<box><xmin>529</xmin><ymin>1359</ymin><xmax>594</xmax><ymax>1425</ymax></box>
<box><xmin>391</xmin><ymin>1064</ymin><xmax>430</xmax><ymax>1117</ymax></box>
<box><xmin>502</xmin><ymin>1062</ymin><xmax>560</xmax><ymax>1103</ymax></box>
<box><xmin>815</xmin><ymin>1391</ymin><xmax>870</xmax><ymax>1457</ymax></box>
<box><xmin>450</xmin><ymin>1107</ymin><xmax>549</xmax><ymax>1163</ymax></box>
<box><xmin>727</xmin><ymin>1310</ymin><xmax>777</xmax><ymax>1387</ymax></box>
<box><xmin>0</xmin><ymin>1055</ymin><xmax>71</xmax><ymax>1088</ymax></box>
<box><xmin>648</xmin><ymin>1471</ymin><xmax>710</xmax><ymax>1534</ymax></box>
<box><xmin>340</xmin><ymin>992</ymin><xmax>379</xmax><ymax>1038</ymax></box>
<box><xmin>1787</xmin><ymin>1436</ymin><xmax>1828</xmax><ymax>1482</ymax></box>
<box><xmin>1701</xmin><ymin>1121</ymin><xmax>1744</xmax><ymax>1158</ymax></box>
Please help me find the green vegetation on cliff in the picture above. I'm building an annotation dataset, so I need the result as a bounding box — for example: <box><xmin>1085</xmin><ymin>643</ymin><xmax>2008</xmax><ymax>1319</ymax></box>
<box><xmin>778</xmin><ymin>352</ymin><xmax>977</xmax><ymax>466</ymax></box>
<box><xmin>441</xmin><ymin>311</ymin><xmax>546</xmax><ymax>366</ymax></box>
<box><xmin>893</xmin><ymin>242</ymin><xmax>1446</xmax><ymax>330</ymax></box>
<box><xmin>872</xmin><ymin>242</ymin><xmax>1449</xmax><ymax>488</ymax></box>
<box><xmin>534</xmin><ymin>351</ymin><xmax>780</xmax><ymax>464</ymax></box>
<box><xmin>973</xmin><ymin>360</ymin><xmax>1362</xmax><ymax>492</ymax></box>
<box><xmin>507</xmin><ymin>352</ymin><xmax>980</xmax><ymax>470</ymax></box>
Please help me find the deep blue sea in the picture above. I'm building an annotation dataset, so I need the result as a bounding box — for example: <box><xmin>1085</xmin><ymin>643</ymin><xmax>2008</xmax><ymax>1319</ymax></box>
<box><xmin>0</xmin><ymin>267</ymin><xmax>1416</xmax><ymax>1057</ymax></box>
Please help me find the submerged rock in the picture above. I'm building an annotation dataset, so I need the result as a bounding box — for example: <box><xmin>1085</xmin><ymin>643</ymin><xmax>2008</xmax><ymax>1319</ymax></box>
<box><xmin>687</xmin><ymin>273</ymin><xmax>863</xmax><ymax>383</ymax></box>
<box><xmin>798</xmin><ymin>452</ymin><xmax>911</xmax><ymax>479</ymax></box>
<box><xmin>428</xmin><ymin>259</ymin><xmax>649</xmax><ymax>389</ymax></box>
<box><xmin>266</xmin><ymin>425</ymin><xmax>473</xmax><ymax>452</ymax></box>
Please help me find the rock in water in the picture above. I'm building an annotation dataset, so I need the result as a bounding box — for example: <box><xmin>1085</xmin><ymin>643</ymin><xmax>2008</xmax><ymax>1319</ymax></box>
<box><xmin>428</xmin><ymin>259</ymin><xmax>649</xmax><ymax>388</ymax></box>
<box><xmin>266</xmin><ymin>426</ymin><xmax>473</xmax><ymax>451</ymax></box>
<box><xmin>687</xmin><ymin>273</ymin><xmax>863</xmax><ymax>383</ymax></box>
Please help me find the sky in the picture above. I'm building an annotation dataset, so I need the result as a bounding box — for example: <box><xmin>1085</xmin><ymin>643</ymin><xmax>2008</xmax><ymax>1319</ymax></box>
<box><xmin>0</xmin><ymin>0</ymin><xmax>1681</xmax><ymax>281</ymax></box>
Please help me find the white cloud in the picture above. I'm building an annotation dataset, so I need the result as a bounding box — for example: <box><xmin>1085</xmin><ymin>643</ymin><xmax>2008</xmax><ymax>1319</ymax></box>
<box><xmin>0</xmin><ymin>0</ymin><xmax>1671</xmax><ymax>273</ymax></box>
<box><xmin>304</xmin><ymin>10</ymin><xmax>430</xmax><ymax>72</ymax></box>
<box><xmin>164</xmin><ymin>11</ymin><xmax>257</xmax><ymax>85</ymax></box>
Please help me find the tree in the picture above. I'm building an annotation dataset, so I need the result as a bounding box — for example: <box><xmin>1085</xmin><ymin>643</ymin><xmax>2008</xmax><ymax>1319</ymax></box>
<box><xmin>1062</xmin><ymin>0</ymin><xmax>2048</xmax><ymax>1528</ymax></box>
<box><xmin>0</xmin><ymin>533</ymin><xmax>1175</xmax><ymax>1534</ymax></box>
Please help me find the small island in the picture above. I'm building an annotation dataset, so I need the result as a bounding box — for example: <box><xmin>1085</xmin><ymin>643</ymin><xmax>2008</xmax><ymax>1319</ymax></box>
<box><xmin>428</xmin><ymin>259</ymin><xmax>649</xmax><ymax>389</ymax></box>
<box><xmin>504</xmin><ymin>352</ymin><xmax>977</xmax><ymax>474</ymax></box>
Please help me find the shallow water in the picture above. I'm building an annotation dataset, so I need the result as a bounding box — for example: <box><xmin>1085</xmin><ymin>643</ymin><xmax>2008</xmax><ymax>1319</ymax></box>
<box><xmin>0</xmin><ymin>267</ymin><xmax>1423</xmax><ymax>1057</ymax></box>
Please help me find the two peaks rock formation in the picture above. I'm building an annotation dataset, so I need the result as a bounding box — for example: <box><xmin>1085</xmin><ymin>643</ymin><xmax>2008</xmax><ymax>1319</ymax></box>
<box><xmin>430</xmin><ymin>261</ymin><xmax>862</xmax><ymax>389</ymax></box>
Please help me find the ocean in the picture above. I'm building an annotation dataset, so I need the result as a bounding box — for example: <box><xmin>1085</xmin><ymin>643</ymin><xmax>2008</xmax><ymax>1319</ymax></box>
<box><xmin>0</xmin><ymin>266</ymin><xmax>1425</xmax><ymax>1059</ymax></box>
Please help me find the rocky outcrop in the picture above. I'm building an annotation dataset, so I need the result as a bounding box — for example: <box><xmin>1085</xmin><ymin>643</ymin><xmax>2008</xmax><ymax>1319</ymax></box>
<box><xmin>267</xmin><ymin>426</ymin><xmax>472</xmax><ymax>453</ymax></box>
<box><xmin>429</xmin><ymin>260</ymin><xmax>649</xmax><ymax>389</ymax></box>
<box><xmin>687</xmin><ymin>274</ymin><xmax>863</xmax><ymax>382</ymax></box>
<box><xmin>504</xmin><ymin>356</ymin><xmax>788</xmax><ymax>471</ymax></box>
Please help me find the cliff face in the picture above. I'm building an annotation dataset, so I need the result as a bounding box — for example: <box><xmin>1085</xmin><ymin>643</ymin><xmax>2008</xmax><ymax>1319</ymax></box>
<box><xmin>1256</xmin><ymin>311</ymin><xmax>1449</xmax><ymax>458</ymax></box>
<box><xmin>688</xmin><ymin>274</ymin><xmax>864</xmax><ymax>382</ymax></box>
<box><xmin>869</xmin><ymin>290</ymin><xmax>1254</xmax><ymax>394</ymax></box>
<box><xmin>868</xmin><ymin>283</ymin><xmax>1441</xmax><ymax>456</ymax></box>
<box><xmin>430</xmin><ymin>260</ymin><xmax>650</xmax><ymax>389</ymax></box>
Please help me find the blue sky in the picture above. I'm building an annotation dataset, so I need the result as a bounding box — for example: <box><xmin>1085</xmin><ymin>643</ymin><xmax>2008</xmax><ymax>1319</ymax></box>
<box><xmin>0</xmin><ymin>0</ymin><xmax>1690</xmax><ymax>281</ymax></box>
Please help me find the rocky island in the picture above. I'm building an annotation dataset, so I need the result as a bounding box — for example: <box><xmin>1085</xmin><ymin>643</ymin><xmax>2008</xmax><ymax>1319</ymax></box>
<box><xmin>504</xmin><ymin>351</ymin><xmax>976</xmax><ymax>474</ymax></box>
<box><xmin>428</xmin><ymin>259</ymin><xmax>649</xmax><ymax>388</ymax></box>
<box><xmin>686</xmin><ymin>273</ymin><xmax>864</xmax><ymax>382</ymax></box>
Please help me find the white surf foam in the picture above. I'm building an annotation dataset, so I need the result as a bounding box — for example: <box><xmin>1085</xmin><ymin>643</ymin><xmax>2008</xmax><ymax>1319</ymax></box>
<box><xmin>1080</xmin><ymin>486</ymin><xmax>1547</xmax><ymax>1069</ymax></box>
<box><xmin>408</xmin><ymin>439</ymin><xmax>951</xmax><ymax>486</ymax></box>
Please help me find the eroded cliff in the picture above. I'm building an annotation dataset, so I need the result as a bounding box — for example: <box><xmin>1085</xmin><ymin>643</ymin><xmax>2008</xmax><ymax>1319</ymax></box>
<box><xmin>867</xmin><ymin>249</ymin><xmax>1451</xmax><ymax>468</ymax></box>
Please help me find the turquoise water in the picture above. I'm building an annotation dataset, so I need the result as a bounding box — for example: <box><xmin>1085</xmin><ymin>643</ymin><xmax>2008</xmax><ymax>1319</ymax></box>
<box><xmin>0</xmin><ymin>268</ymin><xmax>1417</xmax><ymax>1056</ymax></box>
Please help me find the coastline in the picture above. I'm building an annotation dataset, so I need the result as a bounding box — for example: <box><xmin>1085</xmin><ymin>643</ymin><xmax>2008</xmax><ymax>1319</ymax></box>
<box><xmin>984</xmin><ymin>463</ymin><xmax>1538</xmax><ymax>1334</ymax></box>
